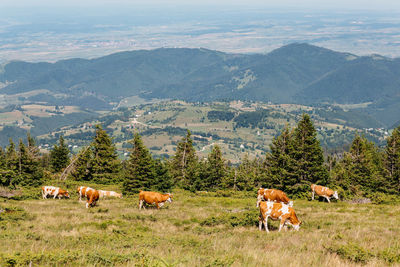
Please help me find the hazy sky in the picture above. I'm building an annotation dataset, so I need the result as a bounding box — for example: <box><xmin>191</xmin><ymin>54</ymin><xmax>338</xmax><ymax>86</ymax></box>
<box><xmin>1</xmin><ymin>0</ymin><xmax>400</xmax><ymax>11</ymax></box>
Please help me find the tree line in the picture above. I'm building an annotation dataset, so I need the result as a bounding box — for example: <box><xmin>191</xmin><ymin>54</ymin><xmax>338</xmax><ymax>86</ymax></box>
<box><xmin>1</xmin><ymin>114</ymin><xmax>399</xmax><ymax>199</ymax></box>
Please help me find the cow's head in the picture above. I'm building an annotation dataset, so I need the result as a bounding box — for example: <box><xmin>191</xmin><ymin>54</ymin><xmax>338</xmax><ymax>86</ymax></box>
<box><xmin>64</xmin><ymin>191</ymin><xmax>70</xmax><ymax>198</ymax></box>
<box><xmin>333</xmin><ymin>191</ymin><xmax>339</xmax><ymax>200</ymax></box>
<box><xmin>167</xmin><ymin>193</ymin><xmax>173</xmax><ymax>203</ymax></box>
<box><xmin>293</xmin><ymin>221</ymin><xmax>302</xmax><ymax>231</ymax></box>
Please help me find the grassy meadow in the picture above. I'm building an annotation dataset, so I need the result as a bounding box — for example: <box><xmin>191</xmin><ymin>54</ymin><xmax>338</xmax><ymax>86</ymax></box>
<box><xmin>1</xmin><ymin>186</ymin><xmax>400</xmax><ymax>266</ymax></box>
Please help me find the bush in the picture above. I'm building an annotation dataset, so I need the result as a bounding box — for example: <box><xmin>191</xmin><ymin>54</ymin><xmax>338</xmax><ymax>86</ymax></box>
<box><xmin>366</xmin><ymin>192</ymin><xmax>400</xmax><ymax>205</ymax></box>
<box><xmin>0</xmin><ymin>251</ymin><xmax>158</xmax><ymax>266</ymax></box>
<box><xmin>327</xmin><ymin>242</ymin><xmax>373</xmax><ymax>263</ymax></box>
<box><xmin>378</xmin><ymin>245</ymin><xmax>400</xmax><ymax>263</ymax></box>
<box><xmin>0</xmin><ymin>206</ymin><xmax>33</xmax><ymax>222</ymax></box>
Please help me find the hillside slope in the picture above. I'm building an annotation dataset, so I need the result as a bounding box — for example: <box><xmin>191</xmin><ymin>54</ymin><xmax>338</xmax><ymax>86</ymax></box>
<box><xmin>1</xmin><ymin>43</ymin><xmax>399</xmax><ymax>126</ymax></box>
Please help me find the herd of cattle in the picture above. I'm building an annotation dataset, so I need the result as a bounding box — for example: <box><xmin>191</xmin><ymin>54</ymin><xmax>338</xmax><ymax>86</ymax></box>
<box><xmin>256</xmin><ymin>185</ymin><xmax>338</xmax><ymax>232</ymax></box>
<box><xmin>41</xmin><ymin>183</ymin><xmax>338</xmax><ymax>233</ymax></box>
<box><xmin>41</xmin><ymin>186</ymin><xmax>172</xmax><ymax>209</ymax></box>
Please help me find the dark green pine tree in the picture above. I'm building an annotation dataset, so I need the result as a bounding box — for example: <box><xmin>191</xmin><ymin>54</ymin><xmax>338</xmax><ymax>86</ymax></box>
<box><xmin>153</xmin><ymin>158</ymin><xmax>173</xmax><ymax>191</ymax></box>
<box><xmin>169</xmin><ymin>130</ymin><xmax>198</xmax><ymax>189</ymax></box>
<box><xmin>50</xmin><ymin>135</ymin><xmax>70</xmax><ymax>173</ymax></box>
<box><xmin>291</xmin><ymin>114</ymin><xmax>329</xmax><ymax>195</ymax></box>
<box><xmin>0</xmin><ymin>147</ymin><xmax>14</xmax><ymax>187</ymax></box>
<box><xmin>18</xmin><ymin>138</ymin><xmax>43</xmax><ymax>186</ymax></box>
<box><xmin>265</xmin><ymin>126</ymin><xmax>295</xmax><ymax>192</ymax></box>
<box><xmin>70</xmin><ymin>146</ymin><xmax>93</xmax><ymax>181</ymax></box>
<box><xmin>91</xmin><ymin>125</ymin><xmax>121</xmax><ymax>183</ymax></box>
<box><xmin>346</xmin><ymin>135</ymin><xmax>386</xmax><ymax>194</ymax></box>
<box><xmin>123</xmin><ymin>133</ymin><xmax>156</xmax><ymax>194</ymax></box>
<box><xmin>202</xmin><ymin>145</ymin><xmax>226</xmax><ymax>190</ymax></box>
<box><xmin>235</xmin><ymin>154</ymin><xmax>259</xmax><ymax>191</ymax></box>
<box><xmin>384</xmin><ymin>126</ymin><xmax>400</xmax><ymax>192</ymax></box>
<box><xmin>5</xmin><ymin>139</ymin><xmax>18</xmax><ymax>187</ymax></box>
<box><xmin>27</xmin><ymin>132</ymin><xmax>40</xmax><ymax>158</ymax></box>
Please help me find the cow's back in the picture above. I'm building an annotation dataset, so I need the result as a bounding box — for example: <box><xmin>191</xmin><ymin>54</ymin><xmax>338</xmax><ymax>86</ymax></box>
<box><xmin>264</xmin><ymin>189</ymin><xmax>290</xmax><ymax>204</ymax></box>
<box><xmin>140</xmin><ymin>191</ymin><xmax>162</xmax><ymax>203</ymax></box>
<box><xmin>312</xmin><ymin>184</ymin><xmax>333</xmax><ymax>197</ymax></box>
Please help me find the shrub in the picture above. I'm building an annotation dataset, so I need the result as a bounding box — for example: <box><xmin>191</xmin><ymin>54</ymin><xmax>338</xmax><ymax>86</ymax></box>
<box><xmin>378</xmin><ymin>245</ymin><xmax>400</xmax><ymax>263</ymax></box>
<box><xmin>327</xmin><ymin>242</ymin><xmax>373</xmax><ymax>263</ymax></box>
<box><xmin>0</xmin><ymin>206</ymin><xmax>33</xmax><ymax>222</ymax></box>
<box><xmin>366</xmin><ymin>192</ymin><xmax>399</xmax><ymax>205</ymax></box>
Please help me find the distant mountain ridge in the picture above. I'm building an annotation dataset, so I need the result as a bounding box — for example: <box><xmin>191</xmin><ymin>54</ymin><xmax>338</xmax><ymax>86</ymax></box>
<box><xmin>1</xmin><ymin>43</ymin><xmax>399</xmax><ymax>127</ymax></box>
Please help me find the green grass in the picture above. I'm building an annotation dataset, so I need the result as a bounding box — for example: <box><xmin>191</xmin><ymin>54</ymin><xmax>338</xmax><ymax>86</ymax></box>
<box><xmin>1</xmin><ymin>187</ymin><xmax>400</xmax><ymax>266</ymax></box>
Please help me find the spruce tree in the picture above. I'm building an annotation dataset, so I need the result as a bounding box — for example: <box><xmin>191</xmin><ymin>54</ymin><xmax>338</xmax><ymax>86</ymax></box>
<box><xmin>91</xmin><ymin>125</ymin><xmax>121</xmax><ymax>183</ymax></box>
<box><xmin>333</xmin><ymin>135</ymin><xmax>386</xmax><ymax>196</ymax></box>
<box><xmin>348</xmin><ymin>135</ymin><xmax>385</xmax><ymax>193</ymax></box>
<box><xmin>202</xmin><ymin>145</ymin><xmax>226</xmax><ymax>190</ymax></box>
<box><xmin>6</xmin><ymin>139</ymin><xmax>18</xmax><ymax>172</ymax></box>
<box><xmin>265</xmin><ymin>126</ymin><xmax>296</xmax><ymax>192</ymax></box>
<box><xmin>235</xmin><ymin>154</ymin><xmax>261</xmax><ymax>191</ymax></box>
<box><xmin>123</xmin><ymin>133</ymin><xmax>156</xmax><ymax>194</ymax></box>
<box><xmin>291</xmin><ymin>114</ymin><xmax>329</xmax><ymax>194</ymax></box>
<box><xmin>153</xmin><ymin>158</ymin><xmax>173</xmax><ymax>191</ymax></box>
<box><xmin>17</xmin><ymin>138</ymin><xmax>43</xmax><ymax>186</ymax></box>
<box><xmin>70</xmin><ymin>146</ymin><xmax>93</xmax><ymax>181</ymax></box>
<box><xmin>0</xmin><ymin>147</ymin><xmax>14</xmax><ymax>187</ymax></box>
<box><xmin>50</xmin><ymin>135</ymin><xmax>70</xmax><ymax>173</ymax></box>
<box><xmin>385</xmin><ymin>126</ymin><xmax>400</xmax><ymax>192</ymax></box>
<box><xmin>27</xmin><ymin>132</ymin><xmax>40</xmax><ymax>158</ymax></box>
<box><xmin>170</xmin><ymin>130</ymin><xmax>198</xmax><ymax>189</ymax></box>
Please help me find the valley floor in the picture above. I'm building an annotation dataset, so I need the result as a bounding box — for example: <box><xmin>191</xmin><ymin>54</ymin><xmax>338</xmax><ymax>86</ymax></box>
<box><xmin>1</xmin><ymin>190</ymin><xmax>399</xmax><ymax>266</ymax></box>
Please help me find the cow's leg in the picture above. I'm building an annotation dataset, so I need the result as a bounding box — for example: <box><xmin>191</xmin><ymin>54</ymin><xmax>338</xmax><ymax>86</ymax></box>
<box><xmin>279</xmin><ymin>219</ymin><xmax>286</xmax><ymax>232</ymax></box>
<box><xmin>258</xmin><ymin>216</ymin><xmax>263</xmax><ymax>231</ymax></box>
<box><xmin>139</xmin><ymin>200</ymin><xmax>143</xmax><ymax>210</ymax></box>
<box><xmin>264</xmin><ymin>217</ymin><xmax>269</xmax><ymax>233</ymax></box>
<box><xmin>42</xmin><ymin>191</ymin><xmax>46</xmax><ymax>199</ymax></box>
<box><xmin>156</xmin><ymin>202</ymin><xmax>160</xmax><ymax>209</ymax></box>
<box><xmin>312</xmin><ymin>190</ymin><xmax>315</xmax><ymax>200</ymax></box>
<box><xmin>326</xmin><ymin>196</ymin><xmax>330</xmax><ymax>203</ymax></box>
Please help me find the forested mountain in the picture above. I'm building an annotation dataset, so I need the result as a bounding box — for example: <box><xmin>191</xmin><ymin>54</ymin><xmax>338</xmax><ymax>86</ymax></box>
<box><xmin>1</xmin><ymin>43</ymin><xmax>399</xmax><ymax>126</ymax></box>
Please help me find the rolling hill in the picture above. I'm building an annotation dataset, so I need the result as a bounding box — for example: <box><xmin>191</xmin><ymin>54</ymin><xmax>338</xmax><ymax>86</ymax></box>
<box><xmin>0</xmin><ymin>43</ymin><xmax>399</xmax><ymax>127</ymax></box>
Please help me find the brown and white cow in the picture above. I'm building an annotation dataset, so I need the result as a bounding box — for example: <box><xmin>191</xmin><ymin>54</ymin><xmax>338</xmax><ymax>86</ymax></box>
<box><xmin>257</xmin><ymin>188</ymin><xmax>293</xmax><ymax>207</ymax></box>
<box><xmin>311</xmin><ymin>184</ymin><xmax>338</xmax><ymax>203</ymax></box>
<box><xmin>256</xmin><ymin>188</ymin><xmax>266</xmax><ymax>207</ymax></box>
<box><xmin>77</xmin><ymin>186</ymin><xmax>93</xmax><ymax>201</ymax></box>
<box><xmin>84</xmin><ymin>188</ymin><xmax>100</xmax><ymax>208</ymax></box>
<box><xmin>42</xmin><ymin>186</ymin><xmax>70</xmax><ymax>199</ymax></box>
<box><xmin>259</xmin><ymin>201</ymin><xmax>301</xmax><ymax>233</ymax></box>
<box><xmin>98</xmin><ymin>190</ymin><xmax>122</xmax><ymax>199</ymax></box>
<box><xmin>138</xmin><ymin>190</ymin><xmax>172</xmax><ymax>210</ymax></box>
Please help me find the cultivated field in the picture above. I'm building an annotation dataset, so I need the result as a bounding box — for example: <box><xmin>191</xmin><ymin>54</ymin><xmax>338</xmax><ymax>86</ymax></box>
<box><xmin>1</xmin><ymin>187</ymin><xmax>400</xmax><ymax>266</ymax></box>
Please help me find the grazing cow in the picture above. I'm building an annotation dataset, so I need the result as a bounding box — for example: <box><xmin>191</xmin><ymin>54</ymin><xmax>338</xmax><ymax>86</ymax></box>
<box><xmin>42</xmin><ymin>186</ymin><xmax>70</xmax><ymax>199</ymax></box>
<box><xmin>84</xmin><ymin>188</ymin><xmax>100</xmax><ymax>208</ymax></box>
<box><xmin>138</xmin><ymin>190</ymin><xmax>173</xmax><ymax>210</ymax></box>
<box><xmin>311</xmin><ymin>184</ymin><xmax>338</xmax><ymax>203</ymax></box>
<box><xmin>98</xmin><ymin>190</ymin><xmax>122</xmax><ymax>199</ymax></box>
<box><xmin>259</xmin><ymin>201</ymin><xmax>301</xmax><ymax>233</ymax></box>
<box><xmin>259</xmin><ymin>188</ymin><xmax>293</xmax><ymax>207</ymax></box>
<box><xmin>256</xmin><ymin>188</ymin><xmax>266</xmax><ymax>207</ymax></box>
<box><xmin>77</xmin><ymin>186</ymin><xmax>94</xmax><ymax>201</ymax></box>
